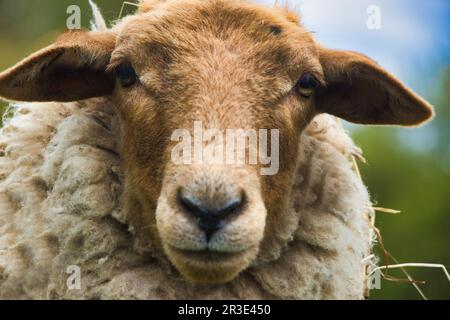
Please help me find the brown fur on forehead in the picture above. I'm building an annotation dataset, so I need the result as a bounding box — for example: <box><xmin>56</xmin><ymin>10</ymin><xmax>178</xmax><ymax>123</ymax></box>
<box><xmin>121</xmin><ymin>0</ymin><xmax>310</xmax><ymax>45</ymax></box>
<box><xmin>138</xmin><ymin>0</ymin><xmax>166</xmax><ymax>13</ymax></box>
<box><xmin>113</xmin><ymin>0</ymin><xmax>321</xmax><ymax>82</ymax></box>
<box><xmin>138</xmin><ymin>0</ymin><xmax>301</xmax><ymax>24</ymax></box>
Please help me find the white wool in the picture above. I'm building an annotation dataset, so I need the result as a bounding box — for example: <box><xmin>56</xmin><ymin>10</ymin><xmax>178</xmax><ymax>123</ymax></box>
<box><xmin>0</xmin><ymin>98</ymin><xmax>373</xmax><ymax>299</ymax></box>
<box><xmin>89</xmin><ymin>0</ymin><xmax>108</xmax><ymax>31</ymax></box>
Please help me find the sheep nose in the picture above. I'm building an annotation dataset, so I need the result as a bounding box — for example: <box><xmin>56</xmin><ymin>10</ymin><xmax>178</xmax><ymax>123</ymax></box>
<box><xmin>178</xmin><ymin>189</ymin><xmax>244</xmax><ymax>241</ymax></box>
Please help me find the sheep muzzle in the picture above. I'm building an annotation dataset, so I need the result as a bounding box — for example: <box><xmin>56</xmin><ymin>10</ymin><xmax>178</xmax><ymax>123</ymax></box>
<box><xmin>155</xmin><ymin>165</ymin><xmax>267</xmax><ymax>284</ymax></box>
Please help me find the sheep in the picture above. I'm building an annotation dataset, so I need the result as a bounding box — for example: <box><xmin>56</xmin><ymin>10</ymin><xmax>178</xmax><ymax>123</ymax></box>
<box><xmin>0</xmin><ymin>0</ymin><xmax>433</xmax><ymax>300</ymax></box>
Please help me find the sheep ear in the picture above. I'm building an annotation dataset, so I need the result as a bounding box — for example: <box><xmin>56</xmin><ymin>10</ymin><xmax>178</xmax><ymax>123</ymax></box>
<box><xmin>0</xmin><ymin>30</ymin><xmax>116</xmax><ymax>102</ymax></box>
<box><xmin>316</xmin><ymin>47</ymin><xmax>434</xmax><ymax>126</ymax></box>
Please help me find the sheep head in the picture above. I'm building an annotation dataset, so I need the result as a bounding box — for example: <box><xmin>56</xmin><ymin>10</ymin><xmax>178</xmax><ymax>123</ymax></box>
<box><xmin>0</xmin><ymin>0</ymin><xmax>433</xmax><ymax>285</ymax></box>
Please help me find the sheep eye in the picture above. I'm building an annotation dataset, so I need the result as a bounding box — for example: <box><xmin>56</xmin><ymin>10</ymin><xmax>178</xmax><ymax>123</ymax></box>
<box><xmin>296</xmin><ymin>73</ymin><xmax>318</xmax><ymax>98</ymax></box>
<box><xmin>116</xmin><ymin>62</ymin><xmax>137</xmax><ymax>88</ymax></box>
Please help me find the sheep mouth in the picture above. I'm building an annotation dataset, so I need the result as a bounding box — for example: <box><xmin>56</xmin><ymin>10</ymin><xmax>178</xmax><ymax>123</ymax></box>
<box><xmin>169</xmin><ymin>246</ymin><xmax>245</xmax><ymax>263</ymax></box>
<box><xmin>166</xmin><ymin>245</ymin><xmax>257</xmax><ymax>284</ymax></box>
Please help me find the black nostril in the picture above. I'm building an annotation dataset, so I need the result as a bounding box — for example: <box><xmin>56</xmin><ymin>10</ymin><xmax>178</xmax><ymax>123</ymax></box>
<box><xmin>198</xmin><ymin>217</ymin><xmax>224</xmax><ymax>242</ymax></box>
<box><xmin>178</xmin><ymin>189</ymin><xmax>244</xmax><ymax>240</ymax></box>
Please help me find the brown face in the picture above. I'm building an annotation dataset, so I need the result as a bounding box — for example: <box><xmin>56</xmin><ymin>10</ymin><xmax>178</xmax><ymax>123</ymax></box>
<box><xmin>110</xmin><ymin>2</ymin><xmax>323</xmax><ymax>283</ymax></box>
<box><xmin>0</xmin><ymin>0</ymin><xmax>433</xmax><ymax>285</ymax></box>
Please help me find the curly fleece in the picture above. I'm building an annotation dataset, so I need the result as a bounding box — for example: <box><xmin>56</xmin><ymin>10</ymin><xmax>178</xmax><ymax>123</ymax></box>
<box><xmin>0</xmin><ymin>98</ymin><xmax>372</xmax><ymax>299</ymax></box>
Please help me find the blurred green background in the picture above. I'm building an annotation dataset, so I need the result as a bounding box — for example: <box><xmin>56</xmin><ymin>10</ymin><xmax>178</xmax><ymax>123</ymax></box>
<box><xmin>0</xmin><ymin>0</ymin><xmax>448</xmax><ymax>299</ymax></box>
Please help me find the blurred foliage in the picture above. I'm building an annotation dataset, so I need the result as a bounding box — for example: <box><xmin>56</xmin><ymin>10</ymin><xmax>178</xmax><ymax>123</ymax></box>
<box><xmin>355</xmin><ymin>69</ymin><xmax>450</xmax><ymax>300</ymax></box>
<box><xmin>0</xmin><ymin>0</ymin><xmax>448</xmax><ymax>299</ymax></box>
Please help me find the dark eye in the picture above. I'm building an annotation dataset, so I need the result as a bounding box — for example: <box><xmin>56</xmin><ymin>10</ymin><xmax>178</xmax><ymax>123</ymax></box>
<box><xmin>296</xmin><ymin>73</ymin><xmax>318</xmax><ymax>98</ymax></box>
<box><xmin>116</xmin><ymin>61</ymin><xmax>138</xmax><ymax>88</ymax></box>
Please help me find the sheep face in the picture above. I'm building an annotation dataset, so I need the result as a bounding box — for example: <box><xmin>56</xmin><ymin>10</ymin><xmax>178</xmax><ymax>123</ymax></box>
<box><xmin>110</xmin><ymin>1</ymin><xmax>320</xmax><ymax>284</ymax></box>
<box><xmin>0</xmin><ymin>0</ymin><xmax>433</xmax><ymax>285</ymax></box>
